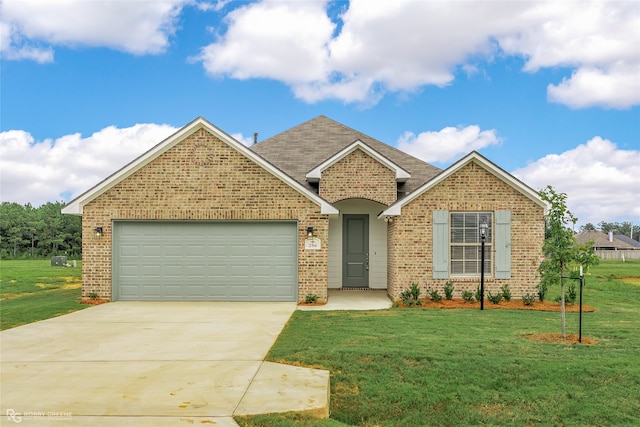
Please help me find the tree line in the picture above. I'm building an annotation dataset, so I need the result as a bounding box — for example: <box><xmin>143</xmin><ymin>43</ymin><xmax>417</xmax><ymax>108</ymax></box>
<box><xmin>0</xmin><ymin>202</ymin><xmax>81</xmax><ymax>259</ymax></box>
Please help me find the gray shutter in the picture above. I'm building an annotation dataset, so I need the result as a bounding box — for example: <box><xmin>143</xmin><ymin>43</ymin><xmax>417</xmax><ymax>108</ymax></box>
<box><xmin>495</xmin><ymin>210</ymin><xmax>511</xmax><ymax>279</ymax></box>
<box><xmin>433</xmin><ymin>210</ymin><xmax>449</xmax><ymax>279</ymax></box>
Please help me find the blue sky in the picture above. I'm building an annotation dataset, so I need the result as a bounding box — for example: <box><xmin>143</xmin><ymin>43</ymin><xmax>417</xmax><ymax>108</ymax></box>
<box><xmin>1</xmin><ymin>0</ymin><xmax>639</xmax><ymax>228</ymax></box>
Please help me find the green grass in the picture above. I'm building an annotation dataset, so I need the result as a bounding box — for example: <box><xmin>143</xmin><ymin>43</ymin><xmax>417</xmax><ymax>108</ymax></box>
<box><xmin>238</xmin><ymin>259</ymin><xmax>640</xmax><ymax>426</ymax></box>
<box><xmin>0</xmin><ymin>259</ymin><xmax>88</xmax><ymax>330</ymax></box>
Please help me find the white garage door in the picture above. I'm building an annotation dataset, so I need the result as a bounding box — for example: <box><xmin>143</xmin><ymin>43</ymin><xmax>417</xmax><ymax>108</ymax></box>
<box><xmin>112</xmin><ymin>221</ymin><xmax>298</xmax><ymax>301</ymax></box>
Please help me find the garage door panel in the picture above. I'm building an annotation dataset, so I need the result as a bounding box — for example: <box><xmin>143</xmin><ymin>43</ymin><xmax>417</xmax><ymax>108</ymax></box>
<box><xmin>114</xmin><ymin>221</ymin><xmax>297</xmax><ymax>301</ymax></box>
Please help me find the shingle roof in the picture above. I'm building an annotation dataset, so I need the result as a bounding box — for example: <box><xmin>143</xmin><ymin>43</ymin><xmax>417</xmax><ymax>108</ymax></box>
<box><xmin>615</xmin><ymin>234</ymin><xmax>640</xmax><ymax>248</ymax></box>
<box><xmin>249</xmin><ymin>115</ymin><xmax>441</xmax><ymax>197</ymax></box>
<box><xmin>575</xmin><ymin>230</ymin><xmax>640</xmax><ymax>249</ymax></box>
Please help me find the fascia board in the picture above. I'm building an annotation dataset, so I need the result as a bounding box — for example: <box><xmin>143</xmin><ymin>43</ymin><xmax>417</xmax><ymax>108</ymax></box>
<box><xmin>380</xmin><ymin>151</ymin><xmax>547</xmax><ymax>217</ymax></box>
<box><xmin>306</xmin><ymin>140</ymin><xmax>411</xmax><ymax>181</ymax></box>
<box><xmin>62</xmin><ymin>117</ymin><xmax>338</xmax><ymax>216</ymax></box>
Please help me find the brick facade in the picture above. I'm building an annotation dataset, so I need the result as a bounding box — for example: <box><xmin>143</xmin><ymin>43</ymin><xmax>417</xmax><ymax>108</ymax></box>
<box><xmin>319</xmin><ymin>148</ymin><xmax>397</xmax><ymax>206</ymax></box>
<box><xmin>82</xmin><ymin>127</ymin><xmax>329</xmax><ymax>303</ymax></box>
<box><xmin>387</xmin><ymin>161</ymin><xmax>545</xmax><ymax>300</ymax></box>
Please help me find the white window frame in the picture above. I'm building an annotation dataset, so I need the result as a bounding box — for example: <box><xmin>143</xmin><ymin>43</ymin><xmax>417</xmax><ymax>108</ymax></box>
<box><xmin>450</xmin><ymin>212</ymin><xmax>493</xmax><ymax>277</ymax></box>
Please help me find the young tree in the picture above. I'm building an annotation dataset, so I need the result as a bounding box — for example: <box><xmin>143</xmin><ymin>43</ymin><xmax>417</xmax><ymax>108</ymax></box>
<box><xmin>538</xmin><ymin>186</ymin><xmax>598</xmax><ymax>339</ymax></box>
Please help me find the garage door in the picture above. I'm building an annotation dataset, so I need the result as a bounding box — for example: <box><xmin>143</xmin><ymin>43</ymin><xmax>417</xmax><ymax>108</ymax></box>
<box><xmin>113</xmin><ymin>221</ymin><xmax>298</xmax><ymax>301</ymax></box>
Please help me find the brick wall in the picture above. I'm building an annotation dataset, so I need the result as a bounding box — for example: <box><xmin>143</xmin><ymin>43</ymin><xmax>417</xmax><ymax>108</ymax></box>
<box><xmin>387</xmin><ymin>161</ymin><xmax>545</xmax><ymax>300</ymax></box>
<box><xmin>319</xmin><ymin>148</ymin><xmax>397</xmax><ymax>206</ymax></box>
<box><xmin>82</xmin><ymin>127</ymin><xmax>329</xmax><ymax>302</ymax></box>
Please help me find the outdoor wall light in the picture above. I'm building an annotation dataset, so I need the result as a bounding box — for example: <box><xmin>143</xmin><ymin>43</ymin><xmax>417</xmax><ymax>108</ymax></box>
<box><xmin>94</xmin><ymin>227</ymin><xmax>103</xmax><ymax>239</ymax></box>
<box><xmin>307</xmin><ymin>227</ymin><xmax>314</xmax><ymax>238</ymax></box>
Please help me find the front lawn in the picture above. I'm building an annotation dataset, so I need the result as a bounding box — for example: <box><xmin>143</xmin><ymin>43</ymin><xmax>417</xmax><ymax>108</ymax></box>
<box><xmin>238</xmin><ymin>260</ymin><xmax>640</xmax><ymax>426</ymax></box>
<box><xmin>0</xmin><ymin>260</ymin><xmax>88</xmax><ymax>330</ymax></box>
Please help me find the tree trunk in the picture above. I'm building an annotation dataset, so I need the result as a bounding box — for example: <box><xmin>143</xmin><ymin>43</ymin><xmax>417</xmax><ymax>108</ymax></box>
<box><xmin>560</xmin><ymin>271</ymin><xmax>566</xmax><ymax>340</ymax></box>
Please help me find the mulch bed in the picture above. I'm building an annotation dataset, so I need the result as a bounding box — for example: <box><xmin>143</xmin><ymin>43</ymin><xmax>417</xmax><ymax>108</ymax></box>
<box><xmin>522</xmin><ymin>333</ymin><xmax>598</xmax><ymax>345</ymax></box>
<box><xmin>397</xmin><ymin>298</ymin><xmax>595</xmax><ymax>312</ymax></box>
<box><xmin>80</xmin><ymin>298</ymin><xmax>110</xmax><ymax>305</ymax></box>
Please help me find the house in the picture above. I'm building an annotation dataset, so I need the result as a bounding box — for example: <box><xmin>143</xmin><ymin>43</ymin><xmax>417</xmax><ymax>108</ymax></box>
<box><xmin>62</xmin><ymin>116</ymin><xmax>547</xmax><ymax>303</ymax></box>
<box><xmin>575</xmin><ymin>230</ymin><xmax>640</xmax><ymax>251</ymax></box>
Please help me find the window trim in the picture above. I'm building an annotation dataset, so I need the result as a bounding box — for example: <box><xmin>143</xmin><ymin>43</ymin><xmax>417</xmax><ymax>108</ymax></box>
<box><xmin>449</xmin><ymin>212</ymin><xmax>493</xmax><ymax>277</ymax></box>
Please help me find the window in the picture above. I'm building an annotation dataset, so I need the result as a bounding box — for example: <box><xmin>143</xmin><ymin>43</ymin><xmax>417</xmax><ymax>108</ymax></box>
<box><xmin>450</xmin><ymin>212</ymin><xmax>492</xmax><ymax>276</ymax></box>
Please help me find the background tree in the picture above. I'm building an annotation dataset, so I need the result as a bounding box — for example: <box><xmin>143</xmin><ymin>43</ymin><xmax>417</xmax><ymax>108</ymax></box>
<box><xmin>597</xmin><ymin>221</ymin><xmax>639</xmax><ymax>241</ymax></box>
<box><xmin>538</xmin><ymin>186</ymin><xmax>599</xmax><ymax>339</ymax></box>
<box><xmin>579</xmin><ymin>223</ymin><xmax>597</xmax><ymax>232</ymax></box>
<box><xmin>0</xmin><ymin>201</ymin><xmax>81</xmax><ymax>259</ymax></box>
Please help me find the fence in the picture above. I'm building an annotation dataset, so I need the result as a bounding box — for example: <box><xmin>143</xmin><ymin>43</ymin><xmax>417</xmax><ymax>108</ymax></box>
<box><xmin>595</xmin><ymin>250</ymin><xmax>640</xmax><ymax>260</ymax></box>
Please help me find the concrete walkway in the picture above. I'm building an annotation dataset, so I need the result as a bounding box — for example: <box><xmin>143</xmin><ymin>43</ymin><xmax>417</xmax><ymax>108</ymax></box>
<box><xmin>298</xmin><ymin>289</ymin><xmax>393</xmax><ymax>311</ymax></box>
<box><xmin>0</xmin><ymin>302</ymin><xmax>329</xmax><ymax>426</ymax></box>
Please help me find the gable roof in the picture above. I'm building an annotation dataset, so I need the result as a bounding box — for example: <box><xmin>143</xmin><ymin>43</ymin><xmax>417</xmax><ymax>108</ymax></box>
<box><xmin>575</xmin><ymin>230</ymin><xmax>640</xmax><ymax>250</ymax></box>
<box><xmin>380</xmin><ymin>151</ymin><xmax>547</xmax><ymax>216</ymax></box>
<box><xmin>62</xmin><ymin>117</ymin><xmax>339</xmax><ymax>215</ymax></box>
<box><xmin>305</xmin><ymin>139</ymin><xmax>411</xmax><ymax>182</ymax></box>
<box><xmin>250</xmin><ymin>116</ymin><xmax>440</xmax><ymax>196</ymax></box>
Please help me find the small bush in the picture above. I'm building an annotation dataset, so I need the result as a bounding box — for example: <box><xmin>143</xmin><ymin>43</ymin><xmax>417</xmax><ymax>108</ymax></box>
<box><xmin>428</xmin><ymin>289</ymin><xmax>443</xmax><ymax>302</ymax></box>
<box><xmin>444</xmin><ymin>281</ymin><xmax>455</xmax><ymax>300</ymax></box>
<box><xmin>305</xmin><ymin>294</ymin><xmax>318</xmax><ymax>304</ymax></box>
<box><xmin>400</xmin><ymin>283</ymin><xmax>422</xmax><ymax>306</ymax></box>
<box><xmin>536</xmin><ymin>282</ymin><xmax>548</xmax><ymax>302</ymax></box>
<box><xmin>462</xmin><ymin>290</ymin><xmax>475</xmax><ymax>303</ymax></box>
<box><xmin>88</xmin><ymin>292</ymin><xmax>99</xmax><ymax>300</ymax></box>
<box><xmin>500</xmin><ymin>284</ymin><xmax>512</xmax><ymax>302</ymax></box>
<box><xmin>474</xmin><ymin>285</ymin><xmax>482</xmax><ymax>302</ymax></box>
<box><xmin>400</xmin><ymin>289</ymin><xmax>414</xmax><ymax>306</ymax></box>
<box><xmin>522</xmin><ymin>293</ymin><xmax>536</xmax><ymax>306</ymax></box>
<box><xmin>487</xmin><ymin>290</ymin><xmax>503</xmax><ymax>305</ymax></box>
<box><xmin>410</xmin><ymin>283</ymin><xmax>421</xmax><ymax>301</ymax></box>
<box><xmin>567</xmin><ymin>283</ymin><xmax>577</xmax><ymax>304</ymax></box>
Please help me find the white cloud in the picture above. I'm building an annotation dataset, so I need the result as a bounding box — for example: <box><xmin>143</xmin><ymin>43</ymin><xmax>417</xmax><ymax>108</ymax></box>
<box><xmin>194</xmin><ymin>0</ymin><xmax>638</xmax><ymax>108</ymax></box>
<box><xmin>230</xmin><ymin>132</ymin><xmax>254</xmax><ymax>147</ymax></box>
<box><xmin>498</xmin><ymin>1</ymin><xmax>640</xmax><ymax>109</ymax></box>
<box><xmin>546</xmin><ymin>64</ymin><xmax>639</xmax><ymax>109</ymax></box>
<box><xmin>0</xmin><ymin>0</ymin><xmax>188</xmax><ymax>60</ymax></box>
<box><xmin>397</xmin><ymin>126</ymin><xmax>500</xmax><ymax>163</ymax></box>
<box><xmin>513</xmin><ymin>138</ymin><xmax>640</xmax><ymax>225</ymax></box>
<box><xmin>195</xmin><ymin>1</ymin><xmax>335</xmax><ymax>84</ymax></box>
<box><xmin>0</xmin><ymin>124</ymin><xmax>177</xmax><ymax>206</ymax></box>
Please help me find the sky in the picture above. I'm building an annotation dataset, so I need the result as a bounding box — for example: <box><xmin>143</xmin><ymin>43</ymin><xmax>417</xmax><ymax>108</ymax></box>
<box><xmin>1</xmin><ymin>0</ymin><xmax>639</xmax><ymax>229</ymax></box>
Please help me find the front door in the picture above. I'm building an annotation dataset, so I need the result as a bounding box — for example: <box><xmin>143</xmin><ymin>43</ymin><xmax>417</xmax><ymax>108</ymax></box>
<box><xmin>343</xmin><ymin>214</ymin><xmax>369</xmax><ymax>288</ymax></box>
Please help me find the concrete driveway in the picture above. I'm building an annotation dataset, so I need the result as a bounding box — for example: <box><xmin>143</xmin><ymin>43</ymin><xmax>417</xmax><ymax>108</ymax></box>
<box><xmin>0</xmin><ymin>302</ymin><xmax>329</xmax><ymax>426</ymax></box>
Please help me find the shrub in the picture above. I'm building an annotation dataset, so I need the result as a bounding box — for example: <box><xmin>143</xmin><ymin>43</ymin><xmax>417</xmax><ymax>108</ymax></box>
<box><xmin>474</xmin><ymin>285</ymin><xmax>482</xmax><ymax>302</ymax></box>
<box><xmin>522</xmin><ymin>293</ymin><xmax>536</xmax><ymax>306</ymax></box>
<box><xmin>428</xmin><ymin>289</ymin><xmax>443</xmax><ymax>302</ymax></box>
<box><xmin>536</xmin><ymin>282</ymin><xmax>548</xmax><ymax>302</ymax></box>
<box><xmin>567</xmin><ymin>282</ymin><xmax>577</xmax><ymax>304</ymax></box>
<box><xmin>554</xmin><ymin>283</ymin><xmax>577</xmax><ymax>305</ymax></box>
<box><xmin>88</xmin><ymin>292</ymin><xmax>99</xmax><ymax>300</ymax></box>
<box><xmin>500</xmin><ymin>284</ymin><xmax>512</xmax><ymax>302</ymax></box>
<box><xmin>305</xmin><ymin>294</ymin><xmax>318</xmax><ymax>304</ymax></box>
<box><xmin>444</xmin><ymin>281</ymin><xmax>455</xmax><ymax>300</ymax></box>
<box><xmin>400</xmin><ymin>283</ymin><xmax>422</xmax><ymax>306</ymax></box>
<box><xmin>462</xmin><ymin>290</ymin><xmax>475</xmax><ymax>303</ymax></box>
<box><xmin>410</xmin><ymin>282</ymin><xmax>421</xmax><ymax>301</ymax></box>
<box><xmin>487</xmin><ymin>290</ymin><xmax>503</xmax><ymax>304</ymax></box>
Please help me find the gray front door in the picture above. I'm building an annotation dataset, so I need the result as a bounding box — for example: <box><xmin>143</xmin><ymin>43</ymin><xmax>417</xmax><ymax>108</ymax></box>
<box><xmin>342</xmin><ymin>214</ymin><xmax>369</xmax><ymax>288</ymax></box>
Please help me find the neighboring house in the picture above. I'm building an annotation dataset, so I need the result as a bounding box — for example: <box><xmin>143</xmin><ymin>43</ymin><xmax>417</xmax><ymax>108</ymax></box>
<box><xmin>575</xmin><ymin>230</ymin><xmax>640</xmax><ymax>251</ymax></box>
<box><xmin>63</xmin><ymin>116</ymin><xmax>546</xmax><ymax>303</ymax></box>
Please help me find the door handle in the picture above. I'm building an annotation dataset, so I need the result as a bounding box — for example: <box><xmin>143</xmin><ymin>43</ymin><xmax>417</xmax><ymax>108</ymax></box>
<box><xmin>366</xmin><ymin>253</ymin><xmax>369</xmax><ymax>271</ymax></box>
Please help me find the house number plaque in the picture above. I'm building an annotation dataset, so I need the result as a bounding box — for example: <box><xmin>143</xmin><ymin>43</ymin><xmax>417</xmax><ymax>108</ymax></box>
<box><xmin>304</xmin><ymin>237</ymin><xmax>321</xmax><ymax>250</ymax></box>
